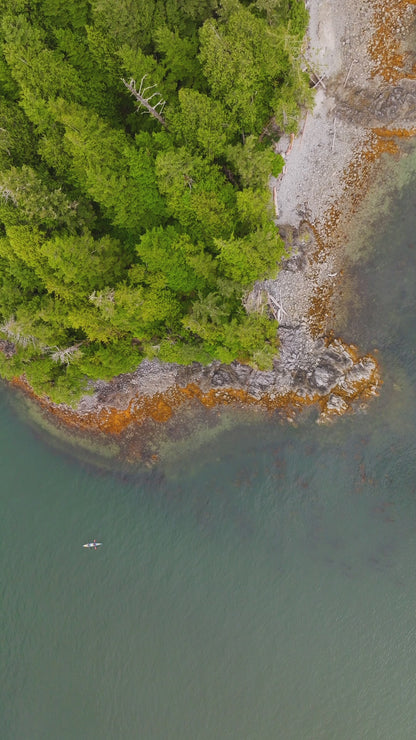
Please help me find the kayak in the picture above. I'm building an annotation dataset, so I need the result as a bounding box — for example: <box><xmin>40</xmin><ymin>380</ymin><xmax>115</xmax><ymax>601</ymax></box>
<box><xmin>83</xmin><ymin>542</ymin><xmax>102</xmax><ymax>549</ymax></box>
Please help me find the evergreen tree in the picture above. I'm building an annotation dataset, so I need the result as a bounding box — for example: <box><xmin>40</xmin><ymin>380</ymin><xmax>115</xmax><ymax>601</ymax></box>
<box><xmin>216</xmin><ymin>226</ymin><xmax>286</xmax><ymax>285</ymax></box>
<box><xmin>1</xmin><ymin>14</ymin><xmax>84</xmax><ymax>129</ymax></box>
<box><xmin>0</xmin><ymin>99</ymin><xmax>38</xmax><ymax>168</ymax></box>
<box><xmin>0</xmin><ymin>0</ymin><xmax>310</xmax><ymax>403</ymax></box>
<box><xmin>170</xmin><ymin>89</ymin><xmax>235</xmax><ymax>160</ymax></box>
<box><xmin>136</xmin><ymin>225</ymin><xmax>211</xmax><ymax>294</ymax></box>
<box><xmin>40</xmin><ymin>231</ymin><xmax>128</xmax><ymax>299</ymax></box>
<box><xmin>155</xmin><ymin>147</ymin><xmax>236</xmax><ymax>242</ymax></box>
<box><xmin>55</xmin><ymin>101</ymin><xmax>167</xmax><ymax>233</ymax></box>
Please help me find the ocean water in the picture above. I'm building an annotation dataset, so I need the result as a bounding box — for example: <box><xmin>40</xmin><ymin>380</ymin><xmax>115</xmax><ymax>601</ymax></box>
<box><xmin>2</xmin><ymin>147</ymin><xmax>416</xmax><ymax>739</ymax></box>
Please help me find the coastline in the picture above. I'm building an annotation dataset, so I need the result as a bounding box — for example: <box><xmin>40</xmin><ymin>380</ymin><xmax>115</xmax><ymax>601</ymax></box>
<box><xmin>10</xmin><ymin>0</ymin><xmax>416</xmax><ymax>455</ymax></box>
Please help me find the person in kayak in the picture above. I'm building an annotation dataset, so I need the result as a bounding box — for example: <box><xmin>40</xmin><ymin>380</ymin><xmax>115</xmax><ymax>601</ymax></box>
<box><xmin>83</xmin><ymin>540</ymin><xmax>102</xmax><ymax>549</ymax></box>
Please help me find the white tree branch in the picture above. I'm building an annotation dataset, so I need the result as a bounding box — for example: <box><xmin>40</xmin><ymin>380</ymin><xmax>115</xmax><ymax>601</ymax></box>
<box><xmin>121</xmin><ymin>77</ymin><xmax>168</xmax><ymax>127</ymax></box>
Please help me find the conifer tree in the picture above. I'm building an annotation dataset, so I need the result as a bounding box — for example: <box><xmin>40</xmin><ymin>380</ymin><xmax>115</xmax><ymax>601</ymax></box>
<box><xmin>55</xmin><ymin>102</ymin><xmax>167</xmax><ymax>233</ymax></box>
<box><xmin>0</xmin><ymin>0</ymin><xmax>310</xmax><ymax>403</ymax></box>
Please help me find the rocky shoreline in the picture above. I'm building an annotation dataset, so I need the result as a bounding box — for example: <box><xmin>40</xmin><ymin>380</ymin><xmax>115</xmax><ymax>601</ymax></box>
<box><xmin>9</xmin><ymin>0</ymin><xmax>416</xmax><ymax>444</ymax></box>
<box><xmin>36</xmin><ymin>224</ymin><xmax>380</xmax><ymax>431</ymax></box>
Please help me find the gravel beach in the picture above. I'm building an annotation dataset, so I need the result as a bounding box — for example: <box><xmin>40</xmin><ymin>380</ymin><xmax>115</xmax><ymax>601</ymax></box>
<box><xmin>266</xmin><ymin>0</ymin><xmax>416</xmax><ymax>334</ymax></box>
<box><xmin>274</xmin><ymin>0</ymin><xmax>372</xmax><ymax>227</ymax></box>
<box><xmin>275</xmin><ymin>0</ymin><xmax>416</xmax><ymax>231</ymax></box>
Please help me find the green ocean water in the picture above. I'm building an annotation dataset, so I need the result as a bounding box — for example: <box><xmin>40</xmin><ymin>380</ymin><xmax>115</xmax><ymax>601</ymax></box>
<box><xmin>2</xmin><ymin>147</ymin><xmax>416</xmax><ymax>739</ymax></box>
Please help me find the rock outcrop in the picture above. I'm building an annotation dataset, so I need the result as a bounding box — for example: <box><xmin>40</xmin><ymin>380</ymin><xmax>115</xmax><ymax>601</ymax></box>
<box><xmin>39</xmin><ymin>225</ymin><xmax>379</xmax><ymax>433</ymax></box>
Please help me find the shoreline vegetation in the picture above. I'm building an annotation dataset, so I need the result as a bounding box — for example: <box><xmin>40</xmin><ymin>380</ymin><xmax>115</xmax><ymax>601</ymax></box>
<box><xmin>1</xmin><ymin>0</ymin><xmax>416</xmax><ymax>459</ymax></box>
<box><xmin>0</xmin><ymin>0</ymin><xmax>311</xmax><ymax>394</ymax></box>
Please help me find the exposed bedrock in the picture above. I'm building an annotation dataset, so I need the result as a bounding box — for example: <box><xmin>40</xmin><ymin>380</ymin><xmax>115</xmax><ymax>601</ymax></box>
<box><xmin>68</xmin><ymin>226</ymin><xmax>379</xmax><ymax>427</ymax></box>
<box><xmin>334</xmin><ymin>80</ymin><xmax>416</xmax><ymax>127</ymax></box>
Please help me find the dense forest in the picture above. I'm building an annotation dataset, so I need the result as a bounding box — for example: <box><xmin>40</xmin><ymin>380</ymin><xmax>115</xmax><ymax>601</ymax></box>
<box><xmin>0</xmin><ymin>0</ymin><xmax>310</xmax><ymax>404</ymax></box>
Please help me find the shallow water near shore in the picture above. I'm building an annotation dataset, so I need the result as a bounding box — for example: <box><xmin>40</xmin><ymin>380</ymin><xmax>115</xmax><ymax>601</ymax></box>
<box><xmin>2</xmin><ymin>145</ymin><xmax>416</xmax><ymax>739</ymax></box>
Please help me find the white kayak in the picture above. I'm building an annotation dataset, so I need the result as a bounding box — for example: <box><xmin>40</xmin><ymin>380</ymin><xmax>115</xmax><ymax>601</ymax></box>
<box><xmin>83</xmin><ymin>541</ymin><xmax>102</xmax><ymax>549</ymax></box>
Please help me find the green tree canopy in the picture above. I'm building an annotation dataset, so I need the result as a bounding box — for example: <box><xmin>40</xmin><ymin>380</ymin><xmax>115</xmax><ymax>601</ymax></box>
<box><xmin>0</xmin><ymin>0</ymin><xmax>310</xmax><ymax>402</ymax></box>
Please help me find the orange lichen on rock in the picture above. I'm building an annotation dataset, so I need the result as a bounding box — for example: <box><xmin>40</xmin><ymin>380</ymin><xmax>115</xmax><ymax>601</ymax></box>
<box><xmin>308</xmin><ymin>282</ymin><xmax>335</xmax><ymax>338</ymax></box>
<box><xmin>317</xmin><ymin>124</ymin><xmax>416</xmax><ymax>246</ymax></box>
<box><xmin>87</xmin><ymin>392</ymin><xmax>177</xmax><ymax>432</ymax></box>
<box><xmin>372</xmin><ymin>126</ymin><xmax>416</xmax><ymax>139</ymax></box>
<box><xmin>11</xmin><ymin>342</ymin><xmax>382</xmax><ymax>440</ymax></box>
<box><xmin>11</xmin><ymin>1</ymin><xmax>405</xmax><ymax>444</ymax></box>
<box><xmin>370</xmin><ymin>0</ymin><xmax>416</xmax><ymax>82</ymax></box>
<box><xmin>306</xmin><ymin>122</ymin><xmax>416</xmax><ymax>336</ymax></box>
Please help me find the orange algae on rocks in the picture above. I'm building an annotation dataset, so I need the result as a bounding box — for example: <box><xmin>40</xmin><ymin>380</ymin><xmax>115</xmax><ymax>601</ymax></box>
<box><xmin>372</xmin><ymin>127</ymin><xmax>416</xmax><ymax>140</ymax></box>
<box><xmin>313</xmin><ymin>128</ymin><xmax>407</xmax><ymax>248</ymax></box>
<box><xmin>370</xmin><ymin>0</ymin><xmax>416</xmax><ymax>82</ymax></box>
<box><xmin>304</xmin><ymin>130</ymin><xmax>405</xmax><ymax>337</ymax></box>
<box><xmin>11</xmin><ymin>342</ymin><xmax>382</xmax><ymax>439</ymax></box>
<box><xmin>10</xmin><ymin>2</ymin><xmax>406</xmax><ymax>442</ymax></box>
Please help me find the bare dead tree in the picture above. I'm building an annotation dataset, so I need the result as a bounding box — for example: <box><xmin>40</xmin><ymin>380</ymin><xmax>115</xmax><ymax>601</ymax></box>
<box><xmin>259</xmin><ymin>116</ymin><xmax>275</xmax><ymax>143</ymax></box>
<box><xmin>0</xmin><ymin>185</ymin><xmax>17</xmax><ymax>205</ymax></box>
<box><xmin>343</xmin><ymin>60</ymin><xmax>356</xmax><ymax>88</ymax></box>
<box><xmin>89</xmin><ymin>289</ymin><xmax>115</xmax><ymax>307</ymax></box>
<box><xmin>222</xmin><ymin>165</ymin><xmax>238</xmax><ymax>186</ymax></box>
<box><xmin>121</xmin><ymin>76</ymin><xmax>167</xmax><ymax>128</ymax></box>
<box><xmin>332</xmin><ymin>117</ymin><xmax>337</xmax><ymax>152</ymax></box>
<box><xmin>0</xmin><ymin>316</ymin><xmax>38</xmax><ymax>348</ymax></box>
<box><xmin>267</xmin><ymin>293</ymin><xmax>288</xmax><ymax>323</ymax></box>
<box><xmin>49</xmin><ymin>343</ymin><xmax>83</xmax><ymax>365</ymax></box>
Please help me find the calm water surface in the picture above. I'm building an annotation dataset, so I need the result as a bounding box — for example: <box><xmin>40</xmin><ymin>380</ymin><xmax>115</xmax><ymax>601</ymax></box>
<box><xmin>2</xmin><ymin>150</ymin><xmax>416</xmax><ymax>739</ymax></box>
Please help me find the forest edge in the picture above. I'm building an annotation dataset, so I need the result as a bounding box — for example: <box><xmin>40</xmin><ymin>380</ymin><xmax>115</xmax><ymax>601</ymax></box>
<box><xmin>3</xmin><ymin>0</ymin><xmax>416</xmax><ymax>453</ymax></box>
